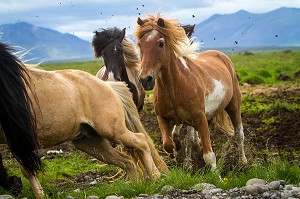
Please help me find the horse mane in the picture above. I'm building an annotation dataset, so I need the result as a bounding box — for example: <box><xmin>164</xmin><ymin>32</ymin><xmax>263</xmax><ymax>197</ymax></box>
<box><xmin>135</xmin><ymin>13</ymin><xmax>200</xmax><ymax>58</ymax></box>
<box><xmin>92</xmin><ymin>27</ymin><xmax>121</xmax><ymax>58</ymax></box>
<box><xmin>122</xmin><ymin>36</ymin><xmax>141</xmax><ymax>71</ymax></box>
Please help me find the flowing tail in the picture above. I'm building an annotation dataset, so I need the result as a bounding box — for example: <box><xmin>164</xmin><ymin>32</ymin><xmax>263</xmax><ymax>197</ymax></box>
<box><xmin>106</xmin><ymin>81</ymin><xmax>169</xmax><ymax>173</ymax></box>
<box><xmin>211</xmin><ymin>111</ymin><xmax>234</xmax><ymax>136</ymax></box>
<box><xmin>0</xmin><ymin>43</ymin><xmax>41</xmax><ymax>175</ymax></box>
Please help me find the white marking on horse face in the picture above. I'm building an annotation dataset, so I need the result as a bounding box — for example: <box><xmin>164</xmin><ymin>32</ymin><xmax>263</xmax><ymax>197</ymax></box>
<box><xmin>205</xmin><ymin>79</ymin><xmax>226</xmax><ymax>119</ymax></box>
<box><xmin>179</xmin><ymin>57</ymin><xmax>189</xmax><ymax>70</ymax></box>
<box><xmin>107</xmin><ymin>71</ymin><xmax>115</xmax><ymax>81</ymax></box>
<box><xmin>146</xmin><ymin>30</ymin><xmax>159</xmax><ymax>42</ymax></box>
<box><xmin>113</xmin><ymin>45</ymin><xmax>117</xmax><ymax>53</ymax></box>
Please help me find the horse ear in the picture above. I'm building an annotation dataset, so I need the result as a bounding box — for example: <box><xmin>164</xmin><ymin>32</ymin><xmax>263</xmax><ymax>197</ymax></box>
<box><xmin>137</xmin><ymin>17</ymin><xmax>143</xmax><ymax>26</ymax></box>
<box><xmin>157</xmin><ymin>18</ymin><xmax>165</xmax><ymax>28</ymax></box>
<box><xmin>119</xmin><ymin>28</ymin><xmax>126</xmax><ymax>41</ymax></box>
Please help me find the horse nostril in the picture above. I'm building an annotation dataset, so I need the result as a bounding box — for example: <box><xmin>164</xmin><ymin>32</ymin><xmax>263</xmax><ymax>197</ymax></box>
<box><xmin>116</xmin><ymin>77</ymin><xmax>121</xmax><ymax>81</ymax></box>
<box><xmin>146</xmin><ymin>76</ymin><xmax>153</xmax><ymax>84</ymax></box>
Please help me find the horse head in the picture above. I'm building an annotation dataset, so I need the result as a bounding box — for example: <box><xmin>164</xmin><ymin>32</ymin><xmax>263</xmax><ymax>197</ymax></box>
<box><xmin>135</xmin><ymin>16</ymin><xmax>186</xmax><ymax>90</ymax></box>
<box><xmin>92</xmin><ymin>27</ymin><xmax>126</xmax><ymax>81</ymax></box>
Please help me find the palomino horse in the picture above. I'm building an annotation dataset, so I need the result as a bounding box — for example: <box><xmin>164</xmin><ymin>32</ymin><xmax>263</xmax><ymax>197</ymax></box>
<box><xmin>135</xmin><ymin>14</ymin><xmax>247</xmax><ymax>170</ymax></box>
<box><xmin>0</xmin><ymin>42</ymin><xmax>168</xmax><ymax>198</ymax></box>
<box><xmin>92</xmin><ymin>27</ymin><xmax>145</xmax><ymax>112</ymax></box>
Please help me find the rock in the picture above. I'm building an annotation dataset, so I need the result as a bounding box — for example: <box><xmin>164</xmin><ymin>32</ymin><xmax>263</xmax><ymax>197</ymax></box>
<box><xmin>65</xmin><ymin>196</ymin><xmax>75</xmax><ymax>199</ymax></box>
<box><xmin>0</xmin><ymin>196</ymin><xmax>14</xmax><ymax>199</ymax></box>
<box><xmin>160</xmin><ymin>185</ymin><xmax>174</xmax><ymax>194</ymax></box>
<box><xmin>105</xmin><ymin>195</ymin><xmax>124</xmax><ymax>199</ymax></box>
<box><xmin>245</xmin><ymin>185</ymin><xmax>259</xmax><ymax>196</ymax></box>
<box><xmin>269</xmin><ymin>181</ymin><xmax>280</xmax><ymax>190</ymax></box>
<box><xmin>87</xmin><ymin>196</ymin><xmax>99</xmax><ymax>199</ymax></box>
<box><xmin>246</xmin><ymin>178</ymin><xmax>267</xmax><ymax>186</ymax></box>
<box><xmin>89</xmin><ymin>180</ymin><xmax>98</xmax><ymax>186</ymax></box>
<box><xmin>193</xmin><ymin>182</ymin><xmax>216</xmax><ymax>191</ymax></box>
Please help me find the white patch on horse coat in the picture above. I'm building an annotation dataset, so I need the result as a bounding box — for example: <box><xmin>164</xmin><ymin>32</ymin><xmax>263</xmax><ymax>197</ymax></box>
<box><xmin>113</xmin><ymin>44</ymin><xmax>117</xmax><ymax>53</ymax></box>
<box><xmin>107</xmin><ymin>71</ymin><xmax>115</xmax><ymax>81</ymax></box>
<box><xmin>179</xmin><ymin>57</ymin><xmax>189</xmax><ymax>70</ymax></box>
<box><xmin>146</xmin><ymin>30</ymin><xmax>159</xmax><ymax>42</ymax></box>
<box><xmin>203</xmin><ymin>151</ymin><xmax>216</xmax><ymax>170</ymax></box>
<box><xmin>205</xmin><ymin>79</ymin><xmax>225</xmax><ymax>119</ymax></box>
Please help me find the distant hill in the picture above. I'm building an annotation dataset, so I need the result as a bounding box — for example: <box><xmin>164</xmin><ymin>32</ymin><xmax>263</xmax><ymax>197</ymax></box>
<box><xmin>194</xmin><ymin>7</ymin><xmax>300</xmax><ymax>49</ymax></box>
<box><xmin>0</xmin><ymin>22</ymin><xmax>93</xmax><ymax>62</ymax></box>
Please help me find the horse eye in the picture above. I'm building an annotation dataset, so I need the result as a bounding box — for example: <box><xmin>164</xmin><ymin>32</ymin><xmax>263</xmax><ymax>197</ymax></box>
<box><xmin>158</xmin><ymin>42</ymin><xmax>164</xmax><ymax>48</ymax></box>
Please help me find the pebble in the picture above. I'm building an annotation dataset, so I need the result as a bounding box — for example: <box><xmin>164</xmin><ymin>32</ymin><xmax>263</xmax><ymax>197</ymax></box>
<box><xmin>1</xmin><ymin>178</ymin><xmax>300</xmax><ymax>199</ymax></box>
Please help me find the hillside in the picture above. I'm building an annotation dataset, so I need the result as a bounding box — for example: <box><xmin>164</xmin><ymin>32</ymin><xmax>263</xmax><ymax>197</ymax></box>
<box><xmin>0</xmin><ymin>22</ymin><xmax>93</xmax><ymax>62</ymax></box>
<box><xmin>194</xmin><ymin>7</ymin><xmax>300</xmax><ymax>48</ymax></box>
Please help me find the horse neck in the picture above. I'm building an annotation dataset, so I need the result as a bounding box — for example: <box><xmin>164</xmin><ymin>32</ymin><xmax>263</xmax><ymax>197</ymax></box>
<box><xmin>120</xmin><ymin>63</ymin><xmax>139</xmax><ymax>106</ymax></box>
<box><xmin>157</xmin><ymin>53</ymin><xmax>182</xmax><ymax>94</ymax></box>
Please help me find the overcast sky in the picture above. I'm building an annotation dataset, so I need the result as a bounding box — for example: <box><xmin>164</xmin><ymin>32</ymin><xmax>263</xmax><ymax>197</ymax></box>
<box><xmin>1</xmin><ymin>0</ymin><xmax>300</xmax><ymax>42</ymax></box>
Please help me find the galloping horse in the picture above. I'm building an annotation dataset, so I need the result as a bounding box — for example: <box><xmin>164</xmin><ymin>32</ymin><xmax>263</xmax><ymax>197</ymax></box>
<box><xmin>0</xmin><ymin>42</ymin><xmax>168</xmax><ymax>198</ymax></box>
<box><xmin>92</xmin><ymin>27</ymin><xmax>145</xmax><ymax>112</ymax></box>
<box><xmin>135</xmin><ymin>14</ymin><xmax>247</xmax><ymax>170</ymax></box>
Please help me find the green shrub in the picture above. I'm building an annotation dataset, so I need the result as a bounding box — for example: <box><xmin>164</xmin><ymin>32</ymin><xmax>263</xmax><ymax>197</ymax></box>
<box><xmin>243</xmin><ymin>75</ymin><xmax>265</xmax><ymax>84</ymax></box>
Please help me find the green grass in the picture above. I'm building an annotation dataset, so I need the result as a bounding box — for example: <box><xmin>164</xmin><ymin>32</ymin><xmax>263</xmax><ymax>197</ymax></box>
<box><xmin>2</xmin><ymin>154</ymin><xmax>300</xmax><ymax>198</ymax></box>
<box><xmin>40</xmin><ymin>60</ymin><xmax>104</xmax><ymax>76</ymax></box>
<box><xmin>229</xmin><ymin>51</ymin><xmax>300</xmax><ymax>84</ymax></box>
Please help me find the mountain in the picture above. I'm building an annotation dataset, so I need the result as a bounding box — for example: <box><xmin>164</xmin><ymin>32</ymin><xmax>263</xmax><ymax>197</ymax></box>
<box><xmin>194</xmin><ymin>7</ymin><xmax>300</xmax><ymax>48</ymax></box>
<box><xmin>0</xmin><ymin>22</ymin><xmax>93</xmax><ymax>62</ymax></box>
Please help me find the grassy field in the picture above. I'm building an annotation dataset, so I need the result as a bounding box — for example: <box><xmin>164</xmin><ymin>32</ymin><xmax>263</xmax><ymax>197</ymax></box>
<box><xmin>1</xmin><ymin>50</ymin><xmax>300</xmax><ymax>198</ymax></box>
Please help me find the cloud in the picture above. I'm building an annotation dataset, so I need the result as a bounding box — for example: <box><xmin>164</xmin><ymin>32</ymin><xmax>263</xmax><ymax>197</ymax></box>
<box><xmin>1</xmin><ymin>0</ymin><xmax>300</xmax><ymax>41</ymax></box>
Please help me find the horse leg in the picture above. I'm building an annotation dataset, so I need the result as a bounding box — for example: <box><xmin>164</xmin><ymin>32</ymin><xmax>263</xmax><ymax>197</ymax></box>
<box><xmin>225</xmin><ymin>100</ymin><xmax>247</xmax><ymax>165</ymax></box>
<box><xmin>157</xmin><ymin>115</ymin><xmax>174</xmax><ymax>155</ymax></box>
<box><xmin>195</xmin><ymin>112</ymin><xmax>217</xmax><ymax>170</ymax></box>
<box><xmin>72</xmin><ymin>136</ymin><xmax>140</xmax><ymax>180</ymax></box>
<box><xmin>0</xmin><ymin>153</ymin><xmax>23</xmax><ymax>195</ymax></box>
<box><xmin>19</xmin><ymin>165</ymin><xmax>44</xmax><ymax>199</ymax></box>
<box><xmin>114</xmin><ymin>130</ymin><xmax>160</xmax><ymax>179</ymax></box>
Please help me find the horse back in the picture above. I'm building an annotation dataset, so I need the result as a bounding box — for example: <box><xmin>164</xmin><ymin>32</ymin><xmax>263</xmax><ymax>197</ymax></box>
<box><xmin>28</xmin><ymin>68</ymin><xmax>123</xmax><ymax>147</ymax></box>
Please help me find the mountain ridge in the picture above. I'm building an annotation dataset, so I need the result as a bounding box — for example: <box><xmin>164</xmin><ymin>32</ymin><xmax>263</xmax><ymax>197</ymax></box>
<box><xmin>194</xmin><ymin>7</ymin><xmax>300</xmax><ymax>48</ymax></box>
<box><xmin>1</xmin><ymin>7</ymin><xmax>300</xmax><ymax>61</ymax></box>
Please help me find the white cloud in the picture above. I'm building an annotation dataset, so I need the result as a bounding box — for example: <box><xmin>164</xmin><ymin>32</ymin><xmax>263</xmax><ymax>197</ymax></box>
<box><xmin>1</xmin><ymin>0</ymin><xmax>300</xmax><ymax>41</ymax></box>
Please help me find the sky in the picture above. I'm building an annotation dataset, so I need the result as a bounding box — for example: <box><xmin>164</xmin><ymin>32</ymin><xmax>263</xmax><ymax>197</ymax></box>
<box><xmin>1</xmin><ymin>0</ymin><xmax>300</xmax><ymax>42</ymax></box>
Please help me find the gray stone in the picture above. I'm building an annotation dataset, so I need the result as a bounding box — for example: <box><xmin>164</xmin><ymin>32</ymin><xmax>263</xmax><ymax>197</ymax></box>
<box><xmin>269</xmin><ymin>181</ymin><xmax>281</xmax><ymax>190</ymax></box>
<box><xmin>262</xmin><ymin>192</ymin><xmax>270</xmax><ymax>198</ymax></box>
<box><xmin>0</xmin><ymin>196</ymin><xmax>14</xmax><ymax>199</ymax></box>
<box><xmin>246</xmin><ymin>178</ymin><xmax>267</xmax><ymax>186</ymax></box>
<box><xmin>89</xmin><ymin>180</ymin><xmax>98</xmax><ymax>186</ymax></box>
<box><xmin>87</xmin><ymin>196</ymin><xmax>99</xmax><ymax>199</ymax></box>
<box><xmin>245</xmin><ymin>185</ymin><xmax>259</xmax><ymax>196</ymax></box>
<box><xmin>65</xmin><ymin>196</ymin><xmax>75</xmax><ymax>199</ymax></box>
<box><xmin>193</xmin><ymin>183</ymin><xmax>216</xmax><ymax>191</ymax></box>
<box><xmin>160</xmin><ymin>185</ymin><xmax>174</xmax><ymax>195</ymax></box>
<box><xmin>105</xmin><ymin>195</ymin><xmax>124</xmax><ymax>199</ymax></box>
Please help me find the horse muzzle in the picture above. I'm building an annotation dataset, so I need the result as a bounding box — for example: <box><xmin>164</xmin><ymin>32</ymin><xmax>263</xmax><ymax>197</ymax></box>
<box><xmin>140</xmin><ymin>75</ymin><xmax>155</xmax><ymax>90</ymax></box>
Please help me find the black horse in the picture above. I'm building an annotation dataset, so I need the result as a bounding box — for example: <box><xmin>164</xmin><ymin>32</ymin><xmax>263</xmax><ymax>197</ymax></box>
<box><xmin>92</xmin><ymin>27</ymin><xmax>145</xmax><ymax>112</ymax></box>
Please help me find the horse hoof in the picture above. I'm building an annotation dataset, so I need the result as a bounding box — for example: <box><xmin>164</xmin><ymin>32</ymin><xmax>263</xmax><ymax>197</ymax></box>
<box><xmin>8</xmin><ymin>176</ymin><xmax>23</xmax><ymax>196</ymax></box>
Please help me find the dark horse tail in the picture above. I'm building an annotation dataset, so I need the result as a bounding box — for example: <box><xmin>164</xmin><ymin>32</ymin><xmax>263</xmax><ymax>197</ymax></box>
<box><xmin>0</xmin><ymin>42</ymin><xmax>41</xmax><ymax>175</ymax></box>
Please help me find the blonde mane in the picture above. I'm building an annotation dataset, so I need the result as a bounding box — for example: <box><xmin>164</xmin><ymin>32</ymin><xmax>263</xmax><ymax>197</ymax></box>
<box><xmin>122</xmin><ymin>36</ymin><xmax>141</xmax><ymax>71</ymax></box>
<box><xmin>135</xmin><ymin>13</ymin><xmax>200</xmax><ymax>58</ymax></box>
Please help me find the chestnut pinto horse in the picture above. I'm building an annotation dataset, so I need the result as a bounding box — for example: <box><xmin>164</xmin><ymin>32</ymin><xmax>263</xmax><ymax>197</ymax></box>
<box><xmin>0</xmin><ymin>42</ymin><xmax>167</xmax><ymax>198</ymax></box>
<box><xmin>135</xmin><ymin>15</ymin><xmax>247</xmax><ymax>170</ymax></box>
<box><xmin>92</xmin><ymin>27</ymin><xmax>145</xmax><ymax>112</ymax></box>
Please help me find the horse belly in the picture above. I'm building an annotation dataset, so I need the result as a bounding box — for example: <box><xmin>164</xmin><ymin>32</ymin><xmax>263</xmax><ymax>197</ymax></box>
<box><xmin>205</xmin><ymin>79</ymin><xmax>231</xmax><ymax>120</ymax></box>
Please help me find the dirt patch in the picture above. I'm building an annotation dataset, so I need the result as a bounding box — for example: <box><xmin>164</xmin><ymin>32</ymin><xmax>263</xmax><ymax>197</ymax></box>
<box><xmin>139</xmin><ymin>84</ymin><xmax>300</xmax><ymax>169</ymax></box>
